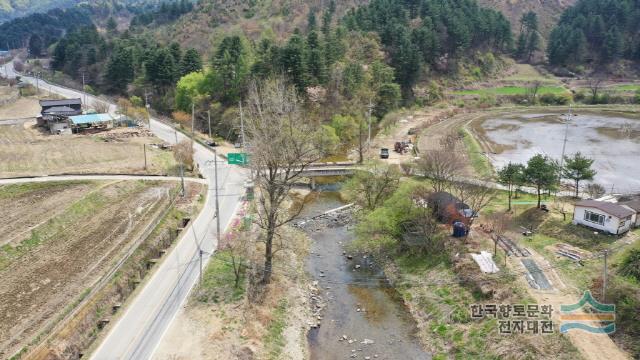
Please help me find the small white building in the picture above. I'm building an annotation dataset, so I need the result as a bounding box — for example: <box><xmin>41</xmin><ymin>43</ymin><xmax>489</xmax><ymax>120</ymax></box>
<box><xmin>573</xmin><ymin>200</ymin><xmax>636</xmax><ymax>235</ymax></box>
<box><xmin>619</xmin><ymin>200</ymin><xmax>640</xmax><ymax>227</ymax></box>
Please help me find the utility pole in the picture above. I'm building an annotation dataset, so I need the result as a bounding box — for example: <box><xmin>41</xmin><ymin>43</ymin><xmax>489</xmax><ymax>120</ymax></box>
<box><xmin>81</xmin><ymin>71</ymin><xmax>86</xmax><ymax>110</ymax></box>
<box><xmin>367</xmin><ymin>98</ymin><xmax>373</xmax><ymax>150</ymax></box>
<box><xmin>207</xmin><ymin>110</ymin><xmax>212</xmax><ymax>139</ymax></box>
<box><xmin>143</xmin><ymin>144</ymin><xmax>147</xmax><ymax>170</ymax></box>
<box><xmin>214</xmin><ymin>149</ymin><xmax>220</xmax><ymax>241</ymax></box>
<box><xmin>191</xmin><ymin>102</ymin><xmax>195</xmax><ymax>147</ymax></box>
<box><xmin>239</xmin><ymin>100</ymin><xmax>246</xmax><ymax>149</ymax></box>
<box><xmin>199</xmin><ymin>249</ymin><xmax>203</xmax><ymax>286</ymax></box>
<box><xmin>559</xmin><ymin>106</ymin><xmax>571</xmax><ymax>170</ymax></box>
<box><xmin>602</xmin><ymin>249</ymin><xmax>608</xmax><ymax>302</ymax></box>
<box><xmin>35</xmin><ymin>72</ymin><xmax>39</xmax><ymax>94</ymax></box>
<box><xmin>144</xmin><ymin>90</ymin><xmax>151</xmax><ymax>130</ymax></box>
<box><xmin>174</xmin><ymin>127</ymin><xmax>185</xmax><ymax>197</ymax></box>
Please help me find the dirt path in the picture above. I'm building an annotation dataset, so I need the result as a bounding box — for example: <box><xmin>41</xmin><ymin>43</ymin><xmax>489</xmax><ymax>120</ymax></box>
<box><xmin>365</xmin><ymin>107</ymin><xmax>455</xmax><ymax>164</ymax></box>
<box><xmin>512</xmin><ymin>248</ymin><xmax>630</xmax><ymax>360</ymax></box>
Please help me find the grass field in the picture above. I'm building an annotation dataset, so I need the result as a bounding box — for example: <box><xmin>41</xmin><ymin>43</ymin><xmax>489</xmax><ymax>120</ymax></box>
<box><xmin>0</xmin><ymin>180</ymin><xmax>178</xmax><ymax>358</ymax></box>
<box><xmin>453</xmin><ymin>85</ymin><xmax>568</xmax><ymax>96</ymax></box>
<box><xmin>0</xmin><ymin>120</ymin><xmax>180</xmax><ymax>177</ymax></box>
<box><xmin>459</xmin><ymin>128</ymin><xmax>493</xmax><ymax>178</ymax></box>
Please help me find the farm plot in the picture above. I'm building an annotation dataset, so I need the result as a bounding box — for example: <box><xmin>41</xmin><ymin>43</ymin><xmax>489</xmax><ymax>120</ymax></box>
<box><xmin>0</xmin><ymin>120</ymin><xmax>178</xmax><ymax>177</ymax></box>
<box><xmin>0</xmin><ymin>180</ymin><xmax>177</xmax><ymax>358</ymax></box>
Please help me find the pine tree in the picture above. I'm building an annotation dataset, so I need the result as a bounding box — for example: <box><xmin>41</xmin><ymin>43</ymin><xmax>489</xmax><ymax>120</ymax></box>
<box><xmin>106</xmin><ymin>17</ymin><xmax>118</xmax><ymax>34</ymax></box>
<box><xmin>180</xmin><ymin>48</ymin><xmax>203</xmax><ymax>76</ymax></box>
<box><xmin>169</xmin><ymin>42</ymin><xmax>182</xmax><ymax>66</ymax></box>
<box><xmin>28</xmin><ymin>34</ymin><xmax>43</xmax><ymax>57</ymax></box>
<box><xmin>282</xmin><ymin>34</ymin><xmax>307</xmax><ymax>92</ymax></box>
<box><xmin>213</xmin><ymin>35</ymin><xmax>249</xmax><ymax>104</ymax></box>
<box><xmin>306</xmin><ymin>31</ymin><xmax>326</xmax><ymax>84</ymax></box>
<box><xmin>106</xmin><ymin>46</ymin><xmax>134</xmax><ymax>93</ymax></box>
<box><xmin>603</xmin><ymin>26</ymin><xmax>623</xmax><ymax>61</ymax></box>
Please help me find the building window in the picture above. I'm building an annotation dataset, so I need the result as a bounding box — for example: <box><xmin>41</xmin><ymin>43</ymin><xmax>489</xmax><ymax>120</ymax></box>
<box><xmin>584</xmin><ymin>210</ymin><xmax>605</xmax><ymax>225</ymax></box>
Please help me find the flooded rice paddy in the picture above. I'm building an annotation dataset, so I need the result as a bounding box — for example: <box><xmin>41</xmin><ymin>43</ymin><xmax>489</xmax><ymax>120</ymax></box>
<box><xmin>476</xmin><ymin>111</ymin><xmax>640</xmax><ymax>193</ymax></box>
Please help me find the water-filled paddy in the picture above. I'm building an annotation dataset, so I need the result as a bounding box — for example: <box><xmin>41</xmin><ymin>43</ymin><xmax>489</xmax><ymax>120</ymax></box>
<box><xmin>476</xmin><ymin>111</ymin><xmax>640</xmax><ymax>193</ymax></box>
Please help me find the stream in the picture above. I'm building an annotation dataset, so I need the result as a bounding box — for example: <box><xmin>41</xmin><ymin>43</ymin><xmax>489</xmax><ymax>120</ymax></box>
<box><xmin>300</xmin><ymin>192</ymin><xmax>430</xmax><ymax>360</ymax></box>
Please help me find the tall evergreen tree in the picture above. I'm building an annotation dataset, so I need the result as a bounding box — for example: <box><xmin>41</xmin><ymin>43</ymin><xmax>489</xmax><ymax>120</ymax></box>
<box><xmin>28</xmin><ymin>34</ymin><xmax>43</xmax><ymax>57</ymax></box>
<box><xmin>213</xmin><ymin>35</ymin><xmax>249</xmax><ymax>104</ymax></box>
<box><xmin>105</xmin><ymin>46</ymin><xmax>134</xmax><ymax>93</ymax></box>
<box><xmin>282</xmin><ymin>34</ymin><xmax>307</xmax><ymax>92</ymax></box>
<box><xmin>180</xmin><ymin>48</ymin><xmax>203</xmax><ymax>76</ymax></box>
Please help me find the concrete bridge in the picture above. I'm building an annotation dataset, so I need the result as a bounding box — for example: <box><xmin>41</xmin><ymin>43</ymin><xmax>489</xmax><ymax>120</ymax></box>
<box><xmin>299</xmin><ymin>162</ymin><xmax>358</xmax><ymax>189</ymax></box>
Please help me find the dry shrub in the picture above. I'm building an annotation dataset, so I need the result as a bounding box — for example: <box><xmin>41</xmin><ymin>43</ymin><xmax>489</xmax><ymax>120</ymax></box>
<box><xmin>173</xmin><ymin>139</ymin><xmax>194</xmax><ymax>171</ymax></box>
<box><xmin>172</xmin><ymin>110</ymin><xmax>191</xmax><ymax>129</ymax></box>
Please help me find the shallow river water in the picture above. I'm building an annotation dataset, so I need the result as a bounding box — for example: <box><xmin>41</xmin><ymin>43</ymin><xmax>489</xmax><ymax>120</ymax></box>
<box><xmin>301</xmin><ymin>193</ymin><xmax>430</xmax><ymax>360</ymax></box>
<box><xmin>479</xmin><ymin>111</ymin><xmax>640</xmax><ymax>193</ymax></box>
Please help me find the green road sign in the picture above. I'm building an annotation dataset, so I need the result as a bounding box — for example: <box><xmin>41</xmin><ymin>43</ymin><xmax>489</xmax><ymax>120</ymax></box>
<box><xmin>228</xmin><ymin>152</ymin><xmax>248</xmax><ymax>165</ymax></box>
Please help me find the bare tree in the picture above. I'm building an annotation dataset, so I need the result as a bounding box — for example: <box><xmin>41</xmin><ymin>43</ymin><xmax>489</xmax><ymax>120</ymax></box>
<box><xmin>439</xmin><ymin>131</ymin><xmax>459</xmax><ymax>152</ymax></box>
<box><xmin>173</xmin><ymin>139</ymin><xmax>194</xmax><ymax>171</ymax></box>
<box><xmin>346</xmin><ymin>161</ymin><xmax>401</xmax><ymax>210</ymax></box>
<box><xmin>486</xmin><ymin>211</ymin><xmax>511</xmax><ymax>255</ymax></box>
<box><xmin>451</xmin><ymin>180</ymin><xmax>496</xmax><ymax>239</ymax></box>
<box><xmin>525</xmin><ymin>80</ymin><xmax>542</xmax><ymax>103</ymax></box>
<box><xmin>403</xmin><ymin>186</ymin><xmax>443</xmax><ymax>254</ymax></box>
<box><xmin>585</xmin><ymin>183</ymin><xmax>606</xmax><ymax>199</ymax></box>
<box><xmin>92</xmin><ymin>99</ymin><xmax>110</xmax><ymax>114</ymax></box>
<box><xmin>245</xmin><ymin>79</ymin><xmax>326</xmax><ymax>284</ymax></box>
<box><xmin>220</xmin><ymin>230</ymin><xmax>252</xmax><ymax>289</ymax></box>
<box><xmin>587</xmin><ymin>77</ymin><xmax>603</xmax><ymax>103</ymax></box>
<box><xmin>415</xmin><ymin>150</ymin><xmax>464</xmax><ymax>192</ymax></box>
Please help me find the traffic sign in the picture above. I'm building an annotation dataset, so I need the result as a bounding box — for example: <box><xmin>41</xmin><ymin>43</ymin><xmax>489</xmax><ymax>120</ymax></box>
<box><xmin>228</xmin><ymin>152</ymin><xmax>248</xmax><ymax>165</ymax></box>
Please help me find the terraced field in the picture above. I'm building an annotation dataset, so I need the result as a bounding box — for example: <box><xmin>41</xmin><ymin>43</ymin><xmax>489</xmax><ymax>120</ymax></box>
<box><xmin>0</xmin><ymin>180</ymin><xmax>177</xmax><ymax>358</ymax></box>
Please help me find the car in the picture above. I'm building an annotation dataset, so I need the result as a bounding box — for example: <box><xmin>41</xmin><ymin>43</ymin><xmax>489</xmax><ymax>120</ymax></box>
<box><xmin>205</xmin><ymin>140</ymin><xmax>218</xmax><ymax>147</ymax></box>
<box><xmin>408</xmin><ymin>127</ymin><xmax>418</xmax><ymax>135</ymax></box>
<box><xmin>380</xmin><ymin>148</ymin><xmax>389</xmax><ymax>159</ymax></box>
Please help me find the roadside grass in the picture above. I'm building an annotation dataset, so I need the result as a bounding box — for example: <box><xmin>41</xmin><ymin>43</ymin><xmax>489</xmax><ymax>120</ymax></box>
<box><xmin>195</xmin><ymin>249</ymin><xmax>246</xmax><ymax>304</ymax></box>
<box><xmin>452</xmin><ymin>86</ymin><xmax>567</xmax><ymax>96</ymax></box>
<box><xmin>459</xmin><ymin>128</ymin><xmax>493</xmax><ymax>178</ymax></box>
<box><xmin>264</xmin><ymin>298</ymin><xmax>288</xmax><ymax>360</ymax></box>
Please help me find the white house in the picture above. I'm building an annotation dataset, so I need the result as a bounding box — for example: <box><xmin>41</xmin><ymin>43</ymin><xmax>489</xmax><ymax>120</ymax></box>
<box><xmin>619</xmin><ymin>200</ymin><xmax>640</xmax><ymax>228</ymax></box>
<box><xmin>573</xmin><ymin>200</ymin><xmax>637</xmax><ymax>235</ymax></box>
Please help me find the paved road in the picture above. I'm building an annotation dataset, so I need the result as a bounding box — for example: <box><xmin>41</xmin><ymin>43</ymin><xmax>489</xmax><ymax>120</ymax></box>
<box><xmin>5</xmin><ymin>61</ymin><xmax>250</xmax><ymax>359</ymax></box>
<box><xmin>0</xmin><ymin>174</ymin><xmax>207</xmax><ymax>185</ymax></box>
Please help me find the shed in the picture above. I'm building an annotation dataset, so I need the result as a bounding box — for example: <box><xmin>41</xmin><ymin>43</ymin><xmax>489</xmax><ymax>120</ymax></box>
<box><xmin>40</xmin><ymin>99</ymin><xmax>82</xmax><ymax>115</ymax></box>
<box><xmin>68</xmin><ymin>113</ymin><xmax>113</xmax><ymax>131</ymax></box>
<box><xmin>427</xmin><ymin>191</ymin><xmax>471</xmax><ymax>223</ymax></box>
<box><xmin>572</xmin><ymin>200</ymin><xmax>636</xmax><ymax>235</ymax></box>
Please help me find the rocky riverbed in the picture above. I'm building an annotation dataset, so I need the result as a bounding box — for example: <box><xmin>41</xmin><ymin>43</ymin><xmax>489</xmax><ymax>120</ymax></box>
<box><xmin>298</xmin><ymin>193</ymin><xmax>430</xmax><ymax>360</ymax></box>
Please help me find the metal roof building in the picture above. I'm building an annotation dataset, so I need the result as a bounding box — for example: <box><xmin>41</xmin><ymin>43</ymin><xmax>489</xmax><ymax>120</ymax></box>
<box><xmin>68</xmin><ymin>113</ymin><xmax>114</xmax><ymax>125</ymax></box>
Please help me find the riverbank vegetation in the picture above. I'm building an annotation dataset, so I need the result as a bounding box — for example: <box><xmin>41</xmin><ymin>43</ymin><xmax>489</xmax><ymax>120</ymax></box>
<box><xmin>345</xmin><ymin>172</ymin><xmax>581</xmax><ymax>358</ymax></box>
